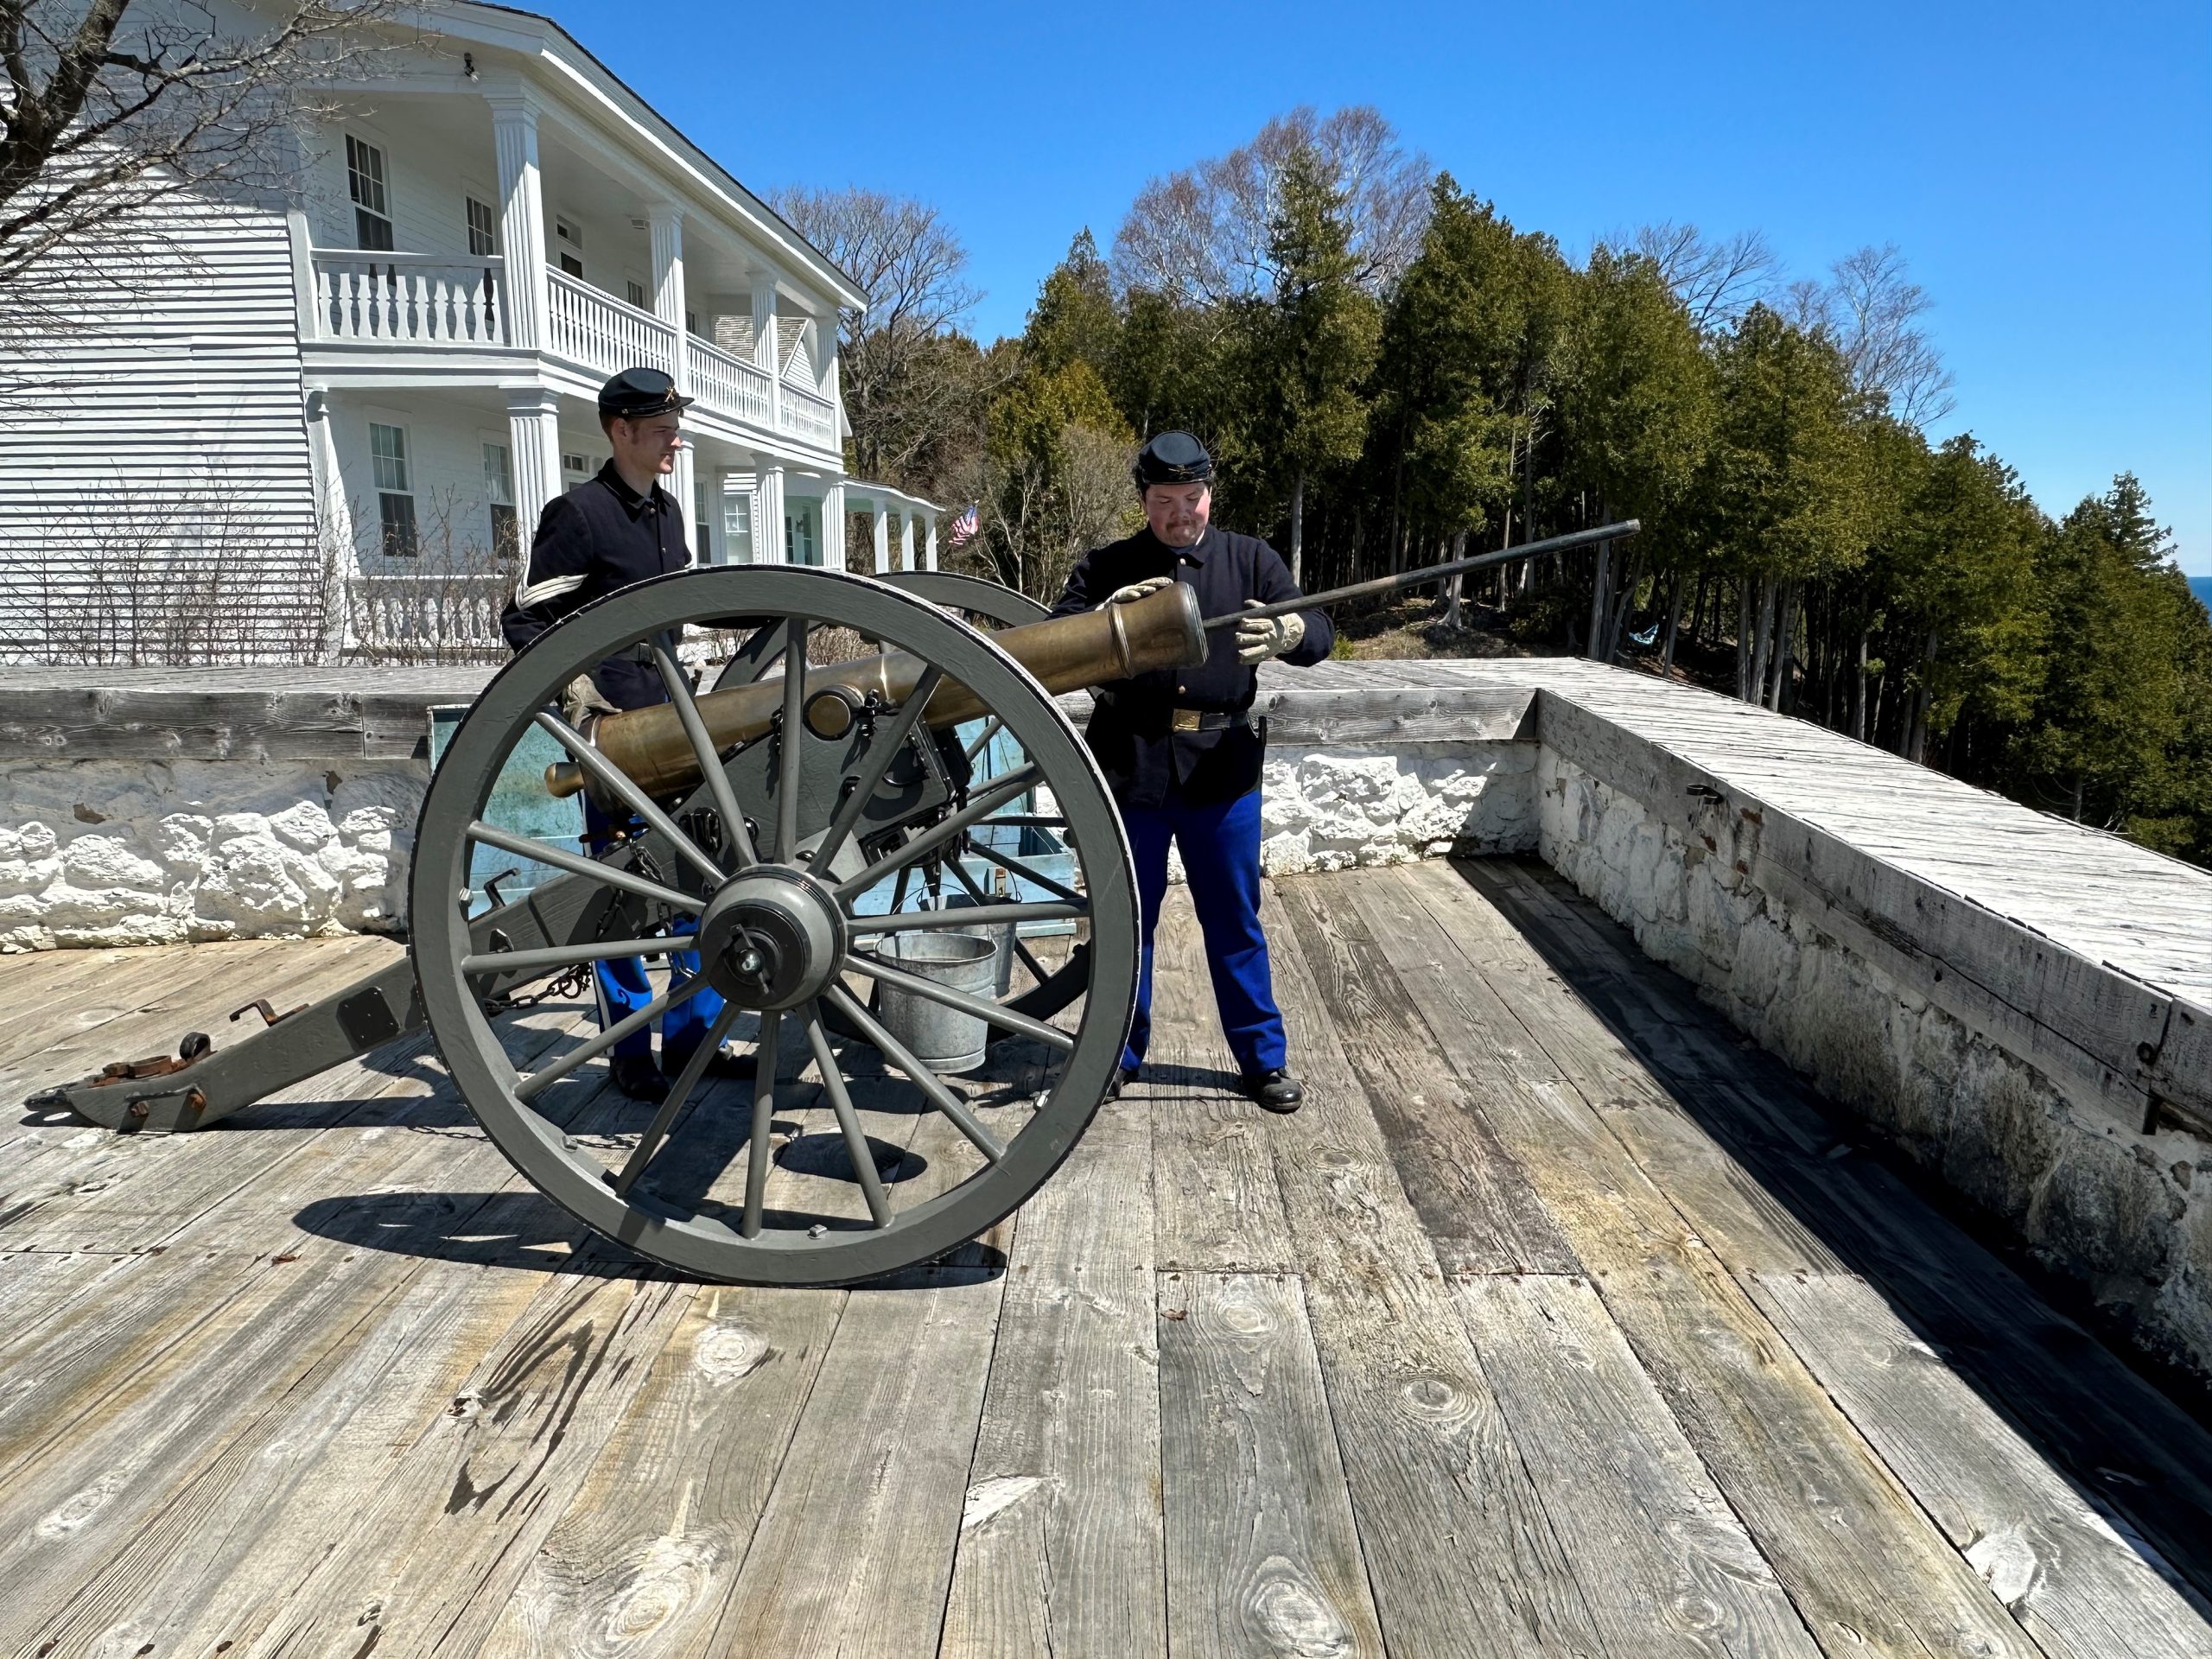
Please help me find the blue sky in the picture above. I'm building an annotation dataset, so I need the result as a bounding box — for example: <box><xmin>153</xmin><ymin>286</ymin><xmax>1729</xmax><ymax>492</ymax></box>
<box><xmin>555</xmin><ymin>0</ymin><xmax>2209</xmax><ymax>571</ymax></box>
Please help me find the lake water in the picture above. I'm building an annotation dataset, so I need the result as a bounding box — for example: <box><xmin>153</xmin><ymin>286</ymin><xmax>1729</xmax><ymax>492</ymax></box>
<box><xmin>2192</xmin><ymin>575</ymin><xmax>2212</xmax><ymax>617</ymax></box>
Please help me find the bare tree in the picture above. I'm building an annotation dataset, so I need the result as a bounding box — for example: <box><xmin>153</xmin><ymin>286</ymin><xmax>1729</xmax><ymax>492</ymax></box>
<box><xmin>953</xmin><ymin>423</ymin><xmax>1137</xmax><ymax>603</ymax></box>
<box><xmin>1113</xmin><ymin>105</ymin><xmax>1431</xmax><ymax>305</ymax></box>
<box><xmin>1792</xmin><ymin>243</ymin><xmax>1956</xmax><ymax>427</ymax></box>
<box><xmin>0</xmin><ymin>0</ymin><xmax>396</xmax><ymax>356</ymax></box>
<box><xmin>1630</xmin><ymin>220</ymin><xmax>1780</xmax><ymax>332</ymax></box>
<box><xmin>766</xmin><ymin>185</ymin><xmax>1007</xmax><ymax>490</ymax></box>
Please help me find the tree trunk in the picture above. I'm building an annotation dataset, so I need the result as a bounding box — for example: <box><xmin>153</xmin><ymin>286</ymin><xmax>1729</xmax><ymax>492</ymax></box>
<box><xmin>1587</xmin><ymin>540</ymin><xmax>1611</xmax><ymax>662</ymax></box>
<box><xmin>1607</xmin><ymin>550</ymin><xmax>1647</xmax><ymax>662</ymax></box>
<box><xmin>1748</xmin><ymin>578</ymin><xmax>1778</xmax><ymax>704</ymax></box>
<box><xmin>1853</xmin><ymin>629</ymin><xmax>1869</xmax><ymax>742</ymax></box>
<box><xmin>1288</xmin><ymin>471</ymin><xmax>1306</xmax><ymax>587</ymax></box>
<box><xmin>1660</xmin><ymin>575</ymin><xmax>1687</xmax><ymax>676</ymax></box>
<box><xmin>1765</xmin><ymin>580</ymin><xmax>1797</xmax><ymax>710</ymax></box>
<box><xmin>1444</xmin><ymin>528</ymin><xmax>1467</xmax><ymax>628</ymax></box>
<box><xmin>1735</xmin><ymin>582</ymin><xmax>1753</xmax><ymax>699</ymax></box>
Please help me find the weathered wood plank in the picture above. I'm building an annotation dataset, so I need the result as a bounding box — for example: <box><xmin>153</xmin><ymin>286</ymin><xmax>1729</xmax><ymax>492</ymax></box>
<box><xmin>706</xmin><ymin>1269</ymin><xmax>1007</xmax><ymax>1658</ymax></box>
<box><xmin>234</xmin><ymin>1266</ymin><xmax>697</xmax><ymax>1659</ymax></box>
<box><xmin>1257</xmin><ymin>883</ymin><xmax>1609</xmax><ymax>1657</ymax></box>
<box><xmin>1468</xmin><ymin>855</ymin><xmax>2212</xmax><ymax>1602</ymax></box>
<box><xmin>1158</xmin><ymin>1271</ymin><xmax>1388</xmax><ymax>1659</ymax></box>
<box><xmin>476</xmin><ymin>1284</ymin><xmax>849</xmax><ymax>1659</ymax></box>
<box><xmin>1745</xmin><ymin>1268</ymin><xmax>2212</xmax><ymax>1659</ymax></box>
<box><xmin>5</xmin><ymin>1256</ymin><xmax>546</xmax><ymax>1659</ymax></box>
<box><xmin>1148</xmin><ymin>885</ymin><xmax>1298</xmax><ymax>1274</ymax></box>
<box><xmin>1287</xmin><ymin>873</ymin><xmax>1580</xmax><ymax>1275</ymax></box>
<box><xmin>1453</xmin><ymin>1272</ymin><xmax>1823</xmax><ymax>1659</ymax></box>
<box><xmin>941</xmin><ymin>1099</ymin><xmax>1165</xmax><ymax>1659</ymax></box>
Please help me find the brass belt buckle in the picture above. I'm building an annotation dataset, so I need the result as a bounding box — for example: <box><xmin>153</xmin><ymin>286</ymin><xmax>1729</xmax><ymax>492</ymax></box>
<box><xmin>1170</xmin><ymin>708</ymin><xmax>1202</xmax><ymax>733</ymax></box>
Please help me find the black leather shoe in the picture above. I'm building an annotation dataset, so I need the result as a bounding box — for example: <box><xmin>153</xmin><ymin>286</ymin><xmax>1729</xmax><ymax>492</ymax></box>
<box><xmin>1105</xmin><ymin>1065</ymin><xmax>1140</xmax><ymax>1100</ymax></box>
<box><xmin>611</xmin><ymin>1053</ymin><xmax>668</xmax><ymax>1103</ymax></box>
<box><xmin>662</xmin><ymin>1045</ymin><xmax>757</xmax><ymax>1083</ymax></box>
<box><xmin>1242</xmin><ymin>1068</ymin><xmax>1305</xmax><ymax>1113</ymax></box>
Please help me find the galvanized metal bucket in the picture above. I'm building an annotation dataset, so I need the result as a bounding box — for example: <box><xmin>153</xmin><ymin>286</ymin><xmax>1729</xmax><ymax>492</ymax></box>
<box><xmin>939</xmin><ymin>891</ymin><xmax>1018</xmax><ymax>998</ymax></box>
<box><xmin>863</xmin><ymin>931</ymin><xmax>1000</xmax><ymax>1074</ymax></box>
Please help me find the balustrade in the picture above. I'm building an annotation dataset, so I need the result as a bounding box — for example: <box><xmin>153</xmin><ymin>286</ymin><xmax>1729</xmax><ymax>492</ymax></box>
<box><xmin>546</xmin><ymin>269</ymin><xmax>677</xmax><ymax>379</ymax></box>
<box><xmin>346</xmin><ymin>573</ymin><xmax>511</xmax><ymax>663</ymax></box>
<box><xmin>690</xmin><ymin>335</ymin><xmax>773</xmax><ymax>429</ymax></box>
<box><xmin>312</xmin><ymin>252</ymin><xmax>504</xmax><ymax>345</ymax></box>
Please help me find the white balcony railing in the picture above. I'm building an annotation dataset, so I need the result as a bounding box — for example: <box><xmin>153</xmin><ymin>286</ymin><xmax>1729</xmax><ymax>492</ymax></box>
<box><xmin>311</xmin><ymin>251</ymin><xmax>505</xmax><ymax>345</ymax></box>
<box><xmin>690</xmin><ymin>334</ymin><xmax>773</xmax><ymax>429</ymax></box>
<box><xmin>304</xmin><ymin>250</ymin><xmax>839</xmax><ymax>448</ymax></box>
<box><xmin>547</xmin><ymin>269</ymin><xmax>677</xmax><ymax>380</ymax></box>
<box><xmin>345</xmin><ymin>572</ymin><xmax>510</xmax><ymax>663</ymax></box>
<box><xmin>781</xmin><ymin>380</ymin><xmax>837</xmax><ymax>448</ymax></box>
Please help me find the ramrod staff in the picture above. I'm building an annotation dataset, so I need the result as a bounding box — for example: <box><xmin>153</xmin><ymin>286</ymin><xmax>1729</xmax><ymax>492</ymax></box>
<box><xmin>1202</xmin><ymin>518</ymin><xmax>1642</xmax><ymax>630</ymax></box>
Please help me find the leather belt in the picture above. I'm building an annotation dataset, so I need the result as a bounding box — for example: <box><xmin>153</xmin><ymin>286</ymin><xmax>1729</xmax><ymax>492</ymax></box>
<box><xmin>1170</xmin><ymin>708</ymin><xmax>1249</xmax><ymax>734</ymax></box>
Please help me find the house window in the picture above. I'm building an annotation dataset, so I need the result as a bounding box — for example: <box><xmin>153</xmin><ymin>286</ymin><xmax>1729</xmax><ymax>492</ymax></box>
<box><xmin>626</xmin><ymin>279</ymin><xmax>647</xmax><ymax>308</ymax></box>
<box><xmin>483</xmin><ymin>442</ymin><xmax>518</xmax><ymax>560</ymax></box>
<box><xmin>555</xmin><ymin>217</ymin><xmax>584</xmax><ymax>278</ymax></box>
<box><xmin>370</xmin><ymin>422</ymin><xmax>416</xmax><ymax>556</ymax></box>
<box><xmin>692</xmin><ymin>478</ymin><xmax>713</xmax><ymax>563</ymax></box>
<box><xmin>466</xmin><ymin>196</ymin><xmax>497</xmax><ymax>257</ymax></box>
<box><xmin>561</xmin><ymin>450</ymin><xmax>594</xmax><ymax>488</ymax></box>
<box><xmin>722</xmin><ymin>491</ymin><xmax>753</xmax><ymax>564</ymax></box>
<box><xmin>346</xmin><ymin>136</ymin><xmax>393</xmax><ymax>251</ymax></box>
<box><xmin>686</xmin><ymin>309</ymin><xmax>700</xmax><ymax>336</ymax></box>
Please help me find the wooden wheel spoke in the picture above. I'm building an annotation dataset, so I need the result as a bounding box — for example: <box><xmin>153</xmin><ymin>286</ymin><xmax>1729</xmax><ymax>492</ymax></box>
<box><xmin>773</xmin><ymin>617</ymin><xmax>809</xmax><ymax>861</ymax></box>
<box><xmin>941</xmin><ymin>855</ymin><xmax>1052</xmax><ymax>985</ymax></box>
<box><xmin>851</xmin><ymin>901</ymin><xmax>1084</xmax><ymax>934</ymax></box>
<box><xmin>840</xmin><ymin>952</ymin><xmax>1076</xmax><ymax>1055</ymax></box>
<box><xmin>963</xmin><ymin>836</ymin><xmax>1085</xmax><ymax>906</ymax></box>
<box><xmin>827</xmin><ymin>985</ymin><xmax>1006</xmax><ymax>1164</ymax></box>
<box><xmin>963</xmin><ymin>715</ymin><xmax>1003</xmax><ymax>763</ymax></box>
<box><xmin>741</xmin><ymin>1014</ymin><xmax>781</xmax><ymax>1239</ymax></box>
<box><xmin>467</xmin><ymin>821</ymin><xmax>701</xmax><ymax>916</ymax></box>
<box><xmin>609</xmin><ymin>999</ymin><xmax>744</xmax><ymax>1197</ymax></box>
<box><xmin>836</xmin><ymin>765</ymin><xmax>1042</xmax><ymax>899</ymax></box>
<box><xmin>461</xmin><ymin>938</ymin><xmax>682</xmax><ymax>976</ymax></box>
<box><xmin>799</xmin><ymin>1002</ymin><xmax>893</xmax><ymax>1228</ymax></box>
<box><xmin>534</xmin><ymin>709</ymin><xmax>727</xmax><ymax>886</ymax></box>
<box><xmin>513</xmin><ymin>973</ymin><xmax>711</xmax><ymax>1101</ymax></box>
<box><xmin>650</xmin><ymin>639</ymin><xmax>759</xmax><ymax>869</ymax></box>
<box><xmin>810</xmin><ymin>664</ymin><xmax>944</xmax><ymax>876</ymax></box>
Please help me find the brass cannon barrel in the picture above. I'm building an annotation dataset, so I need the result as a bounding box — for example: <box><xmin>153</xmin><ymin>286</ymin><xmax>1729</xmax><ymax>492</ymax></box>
<box><xmin>546</xmin><ymin>579</ymin><xmax>1207</xmax><ymax>800</ymax></box>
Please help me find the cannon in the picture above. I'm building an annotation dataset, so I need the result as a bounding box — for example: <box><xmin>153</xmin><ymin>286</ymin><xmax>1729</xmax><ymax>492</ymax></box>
<box><xmin>26</xmin><ymin>521</ymin><xmax>1636</xmax><ymax>1287</ymax></box>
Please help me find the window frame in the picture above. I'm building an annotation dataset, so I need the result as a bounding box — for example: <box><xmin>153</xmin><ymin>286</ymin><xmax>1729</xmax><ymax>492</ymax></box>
<box><xmin>346</xmin><ymin>134</ymin><xmax>394</xmax><ymax>251</ymax></box>
<box><xmin>554</xmin><ymin>215</ymin><xmax>585</xmax><ymax>279</ymax></box>
<box><xmin>465</xmin><ymin>194</ymin><xmax>498</xmax><ymax>258</ymax></box>
<box><xmin>368</xmin><ymin>419</ymin><xmax>416</xmax><ymax>558</ymax></box>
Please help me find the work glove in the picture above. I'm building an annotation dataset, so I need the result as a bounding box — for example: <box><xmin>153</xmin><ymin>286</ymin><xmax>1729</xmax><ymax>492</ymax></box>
<box><xmin>559</xmin><ymin>673</ymin><xmax>620</xmax><ymax>729</ymax></box>
<box><xmin>1096</xmin><ymin>575</ymin><xmax>1173</xmax><ymax>610</ymax></box>
<box><xmin>1236</xmin><ymin>601</ymin><xmax>1306</xmax><ymax>664</ymax></box>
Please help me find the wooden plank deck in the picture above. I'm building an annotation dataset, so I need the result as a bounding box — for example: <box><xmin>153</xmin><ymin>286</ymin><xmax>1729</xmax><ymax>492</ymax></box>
<box><xmin>2</xmin><ymin>861</ymin><xmax>2209</xmax><ymax>1658</ymax></box>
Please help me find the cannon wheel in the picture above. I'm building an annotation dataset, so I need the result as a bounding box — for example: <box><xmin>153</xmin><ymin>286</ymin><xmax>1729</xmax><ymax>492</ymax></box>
<box><xmin>410</xmin><ymin>566</ymin><xmax>1138</xmax><ymax>1286</ymax></box>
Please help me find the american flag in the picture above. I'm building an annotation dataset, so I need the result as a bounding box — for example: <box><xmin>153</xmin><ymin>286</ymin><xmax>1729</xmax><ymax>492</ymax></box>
<box><xmin>948</xmin><ymin>503</ymin><xmax>979</xmax><ymax>548</ymax></box>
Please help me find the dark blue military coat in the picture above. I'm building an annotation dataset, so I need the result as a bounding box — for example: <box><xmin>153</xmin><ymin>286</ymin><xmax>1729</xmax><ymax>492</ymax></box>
<box><xmin>500</xmin><ymin>461</ymin><xmax>692</xmax><ymax>709</ymax></box>
<box><xmin>1052</xmin><ymin>524</ymin><xmax>1333</xmax><ymax>809</ymax></box>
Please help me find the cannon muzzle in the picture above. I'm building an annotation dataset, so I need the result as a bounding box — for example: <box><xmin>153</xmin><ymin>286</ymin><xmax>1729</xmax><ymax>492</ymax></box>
<box><xmin>547</xmin><ymin>578</ymin><xmax>1206</xmax><ymax>800</ymax></box>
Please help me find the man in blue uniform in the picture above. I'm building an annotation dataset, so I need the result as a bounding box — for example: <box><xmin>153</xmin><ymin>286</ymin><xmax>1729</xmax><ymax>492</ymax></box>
<box><xmin>1052</xmin><ymin>432</ymin><xmax>1333</xmax><ymax>1112</ymax></box>
<box><xmin>500</xmin><ymin>366</ymin><xmax>743</xmax><ymax>1103</ymax></box>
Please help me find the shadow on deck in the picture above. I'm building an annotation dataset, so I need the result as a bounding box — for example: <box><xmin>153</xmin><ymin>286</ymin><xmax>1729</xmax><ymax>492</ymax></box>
<box><xmin>0</xmin><ymin>860</ymin><xmax>2206</xmax><ymax>1656</ymax></box>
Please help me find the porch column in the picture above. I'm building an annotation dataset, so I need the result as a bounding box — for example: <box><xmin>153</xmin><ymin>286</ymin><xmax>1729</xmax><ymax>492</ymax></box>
<box><xmin>505</xmin><ymin>386</ymin><xmax>563</xmax><ymax>544</ymax></box>
<box><xmin>302</xmin><ymin>388</ymin><xmax>357</xmax><ymax>661</ymax></box>
<box><xmin>871</xmin><ymin>501</ymin><xmax>890</xmax><ymax>575</ymax></box>
<box><xmin>923</xmin><ymin>511</ymin><xmax>938</xmax><ymax>572</ymax></box>
<box><xmin>757</xmin><ymin>461</ymin><xmax>786</xmax><ymax>563</ymax></box>
<box><xmin>486</xmin><ymin>88</ymin><xmax>548</xmax><ymax>351</ymax></box>
<box><xmin>820</xmin><ymin>480</ymin><xmax>846</xmax><ymax>571</ymax></box>
<box><xmin>751</xmin><ymin>267</ymin><xmax>782</xmax><ymax>434</ymax></box>
<box><xmin>647</xmin><ymin>204</ymin><xmax>695</xmax><ymax>522</ymax></box>
<box><xmin>897</xmin><ymin>508</ymin><xmax>915</xmax><ymax>574</ymax></box>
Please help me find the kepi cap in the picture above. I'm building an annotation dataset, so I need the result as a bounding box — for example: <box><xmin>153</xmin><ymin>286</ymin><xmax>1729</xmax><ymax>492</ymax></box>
<box><xmin>1133</xmin><ymin>429</ymin><xmax>1213</xmax><ymax>490</ymax></box>
<box><xmin>598</xmin><ymin>366</ymin><xmax>693</xmax><ymax>421</ymax></box>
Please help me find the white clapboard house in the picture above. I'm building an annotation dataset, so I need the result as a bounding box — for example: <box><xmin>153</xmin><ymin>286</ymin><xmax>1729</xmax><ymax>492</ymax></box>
<box><xmin>0</xmin><ymin>0</ymin><xmax>943</xmax><ymax>664</ymax></box>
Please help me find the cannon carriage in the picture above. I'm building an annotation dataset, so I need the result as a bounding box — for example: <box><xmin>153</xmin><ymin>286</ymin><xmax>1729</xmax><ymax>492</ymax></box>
<box><xmin>35</xmin><ymin>564</ymin><xmax>1206</xmax><ymax>1287</ymax></box>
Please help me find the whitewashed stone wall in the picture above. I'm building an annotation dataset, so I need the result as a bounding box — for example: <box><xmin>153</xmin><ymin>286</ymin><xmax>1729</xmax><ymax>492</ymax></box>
<box><xmin>1538</xmin><ymin>747</ymin><xmax>2212</xmax><ymax>1376</ymax></box>
<box><xmin>0</xmin><ymin>759</ymin><xmax>425</xmax><ymax>950</ymax></box>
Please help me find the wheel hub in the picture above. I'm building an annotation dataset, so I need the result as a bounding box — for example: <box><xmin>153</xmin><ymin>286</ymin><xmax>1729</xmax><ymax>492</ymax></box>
<box><xmin>696</xmin><ymin>865</ymin><xmax>847</xmax><ymax>1011</ymax></box>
